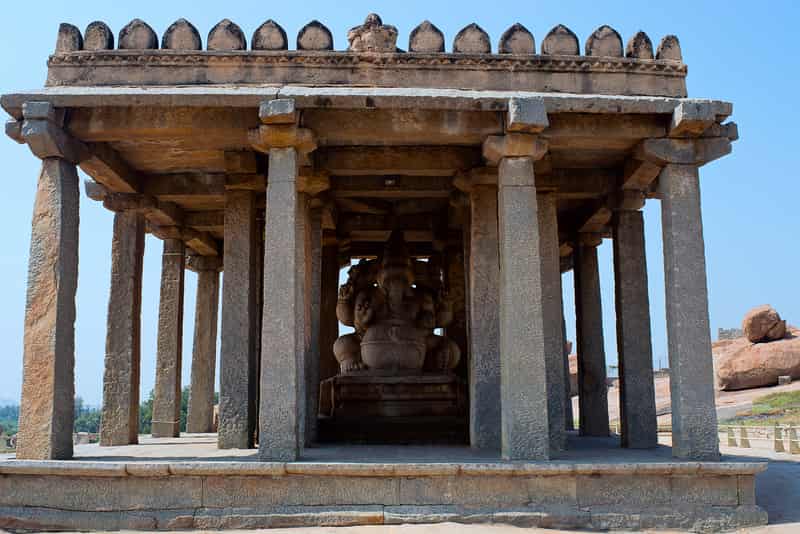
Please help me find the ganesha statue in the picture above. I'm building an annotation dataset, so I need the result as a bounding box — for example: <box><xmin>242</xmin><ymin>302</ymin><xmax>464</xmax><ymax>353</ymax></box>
<box><xmin>333</xmin><ymin>231</ymin><xmax>461</xmax><ymax>375</ymax></box>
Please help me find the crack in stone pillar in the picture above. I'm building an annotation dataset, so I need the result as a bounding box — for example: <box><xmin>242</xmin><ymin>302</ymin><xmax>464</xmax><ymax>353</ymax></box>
<box><xmin>659</xmin><ymin>163</ymin><xmax>720</xmax><ymax>460</ymax></box>
<box><xmin>151</xmin><ymin>238</ymin><xmax>185</xmax><ymax>438</ymax></box>
<box><xmin>613</xmin><ymin>208</ymin><xmax>658</xmax><ymax>448</ymax></box>
<box><xmin>100</xmin><ymin>209</ymin><xmax>144</xmax><ymax>446</ymax></box>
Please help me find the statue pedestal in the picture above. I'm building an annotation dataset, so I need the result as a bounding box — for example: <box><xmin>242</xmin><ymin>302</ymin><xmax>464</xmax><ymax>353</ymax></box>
<box><xmin>318</xmin><ymin>374</ymin><xmax>467</xmax><ymax>443</ymax></box>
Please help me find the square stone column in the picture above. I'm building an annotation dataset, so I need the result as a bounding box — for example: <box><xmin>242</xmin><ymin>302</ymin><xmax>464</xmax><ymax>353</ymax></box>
<box><xmin>259</xmin><ymin>147</ymin><xmax>310</xmax><ymax>461</ymax></box>
<box><xmin>537</xmin><ymin>192</ymin><xmax>567</xmax><ymax>452</ymax></box>
<box><xmin>497</xmin><ymin>157</ymin><xmax>551</xmax><ymax>460</ymax></box>
<box><xmin>468</xmin><ymin>184</ymin><xmax>501</xmax><ymax>451</ymax></box>
<box><xmin>612</xmin><ymin>208</ymin><xmax>657</xmax><ymax>448</ymax></box>
<box><xmin>574</xmin><ymin>238</ymin><xmax>610</xmax><ymax>437</ymax></box>
<box><xmin>561</xmin><ymin>305</ymin><xmax>574</xmax><ymax>431</ymax></box>
<box><xmin>151</xmin><ymin>238</ymin><xmax>186</xmax><ymax>438</ymax></box>
<box><xmin>305</xmin><ymin>207</ymin><xmax>323</xmax><ymax>445</ymax></box>
<box><xmin>219</xmin><ymin>190</ymin><xmax>258</xmax><ymax>449</ymax></box>
<box><xmin>319</xmin><ymin>243</ymin><xmax>341</xmax><ymax>383</ymax></box>
<box><xmin>17</xmin><ymin>158</ymin><xmax>79</xmax><ymax>460</ymax></box>
<box><xmin>100</xmin><ymin>209</ymin><xmax>145</xmax><ymax>446</ymax></box>
<box><xmin>659</xmin><ymin>164</ymin><xmax>719</xmax><ymax>460</ymax></box>
<box><xmin>186</xmin><ymin>258</ymin><xmax>221</xmax><ymax>434</ymax></box>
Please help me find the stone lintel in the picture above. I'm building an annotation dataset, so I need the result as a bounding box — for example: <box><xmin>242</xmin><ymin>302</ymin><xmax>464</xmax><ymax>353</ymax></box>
<box><xmin>578</xmin><ymin>232</ymin><xmax>603</xmax><ymax>247</ymax></box>
<box><xmin>482</xmin><ymin>134</ymin><xmax>548</xmax><ymax>166</ymax></box>
<box><xmin>669</xmin><ymin>100</ymin><xmax>715</xmax><ymax>137</ymax></box>
<box><xmin>623</xmin><ymin>157</ymin><xmax>661</xmax><ymax>190</ymax></box>
<box><xmin>453</xmin><ymin>167</ymin><xmax>497</xmax><ymax>192</ymax></box>
<box><xmin>224</xmin><ymin>150</ymin><xmax>259</xmax><ymax>173</ymax></box>
<box><xmin>259</xmin><ymin>98</ymin><xmax>297</xmax><ymax>124</ymax></box>
<box><xmin>506</xmin><ymin>96</ymin><xmax>548</xmax><ymax>134</ymax></box>
<box><xmin>225</xmin><ymin>173</ymin><xmax>265</xmax><ymax>191</ymax></box>
<box><xmin>147</xmin><ymin>223</ymin><xmax>219</xmax><ymax>256</ymax></box>
<box><xmin>186</xmin><ymin>254</ymin><xmax>223</xmax><ymax>272</ymax></box>
<box><xmin>249</xmin><ymin>124</ymin><xmax>317</xmax><ymax>155</ymax></box>
<box><xmin>634</xmin><ymin>137</ymin><xmax>732</xmax><ymax>167</ymax></box>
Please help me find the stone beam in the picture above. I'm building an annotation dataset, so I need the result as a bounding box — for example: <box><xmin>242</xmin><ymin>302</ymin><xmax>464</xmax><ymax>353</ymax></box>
<box><xmin>318</xmin><ymin>147</ymin><xmax>480</xmax><ymax>176</ymax></box>
<box><xmin>456</xmin><ymin>167</ymin><xmax>617</xmax><ymax>198</ymax></box>
<box><xmin>184</xmin><ymin>211</ymin><xmax>224</xmax><ymax>232</ymax></box>
<box><xmin>563</xmin><ymin>199</ymin><xmax>613</xmax><ymax>234</ymax></box>
<box><xmin>338</xmin><ymin>213</ymin><xmax>436</xmax><ymax>234</ymax></box>
<box><xmin>147</xmin><ymin>223</ymin><xmax>220</xmax><ymax>256</ymax></box>
<box><xmin>669</xmin><ymin>101</ymin><xmax>715</xmax><ymax>137</ymax></box>
<box><xmin>633</xmin><ymin>137</ymin><xmax>732</xmax><ymax>167</ymax></box>
<box><xmin>330</xmin><ymin>175</ymin><xmax>453</xmax><ymax>198</ymax></box>
<box><xmin>622</xmin><ymin>158</ymin><xmax>661</xmax><ymax>191</ymax></box>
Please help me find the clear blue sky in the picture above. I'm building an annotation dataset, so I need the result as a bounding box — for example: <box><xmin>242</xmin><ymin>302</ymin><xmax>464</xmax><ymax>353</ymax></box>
<box><xmin>0</xmin><ymin>0</ymin><xmax>797</xmax><ymax>406</ymax></box>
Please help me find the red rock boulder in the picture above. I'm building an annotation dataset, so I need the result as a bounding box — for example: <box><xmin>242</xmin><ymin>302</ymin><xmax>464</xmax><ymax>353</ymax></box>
<box><xmin>714</xmin><ymin>326</ymin><xmax>800</xmax><ymax>390</ymax></box>
<box><xmin>742</xmin><ymin>305</ymin><xmax>787</xmax><ymax>343</ymax></box>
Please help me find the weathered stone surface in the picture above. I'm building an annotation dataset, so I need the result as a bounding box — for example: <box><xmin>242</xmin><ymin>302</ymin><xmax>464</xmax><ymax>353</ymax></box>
<box><xmin>151</xmin><ymin>239</ymin><xmax>185</xmax><ymax>438</ymax></box>
<box><xmin>208</xmin><ymin>19</ymin><xmax>246</xmax><ymax>51</ymax></box>
<box><xmin>657</xmin><ymin>35</ymin><xmax>682</xmax><ymax>61</ymax></box>
<box><xmin>347</xmin><ymin>14</ymin><xmax>398</xmax><ymax>52</ymax></box>
<box><xmin>574</xmin><ymin>241</ymin><xmax>610</xmax><ymax>437</ymax></box>
<box><xmin>56</xmin><ymin>23</ymin><xmax>82</xmax><ymax>54</ymax></box>
<box><xmin>541</xmin><ymin>25</ymin><xmax>579</xmax><ymax>55</ymax></box>
<box><xmin>84</xmin><ymin>22</ymin><xmax>113</xmax><ymax>51</ymax></box>
<box><xmin>498</xmin><ymin>23</ymin><xmax>534</xmax><ymax>54</ymax></box>
<box><xmin>306</xmin><ymin>209</ymin><xmax>322</xmax><ymax>444</ymax></box>
<box><xmin>118</xmin><ymin>19</ymin><xmax>158</xmax><ymax>50</ymax></box>
<box><xmin>670</xmin><ymin>101</ymin><xmax>715</xmax><ymax>137</ymax></box>
<box><xmin>585</xmin><ymin>25</ymin><xmax>623</xmax><ymax>57</ymax></box>
<box><xmin>219</xmin><ymin>191</ymin><xmax>258</xmax><ymax>448</ymax></box>
<box><xmin>613</xmin><ymin>209</ymin><xmax>657</xmax><ymax>448</ymax></box>
<box><xmin>714</xmin><ymin>326</ymin><xmax>800</xmax><ymax>390</ymax></box>
<box><xmin>742</xmin><ymin>305</ymin><xmax>787</xmax><ymax>343</ymax></box>
<box><xmin>659</xmin><ymin>164</ymin><xmax>719</xmax><ymax>460</ymax></box>
<box><xmin>297</xmin><ymin>21</ymin><xmax>333</xmax><ymax>51</ymax></box>
<box><xmin>468</xmin><ymin>185</ymin><xmax>501</xmax><ymax>451</ymax></box>
<box><xmin>409</xmin><ymin>21</ymin><xmax>444</xmax><ymax>53</ymax></box>
<box><xmin>538</xmin><ymin>193</ymin><xmax>566</xmax><ymax>452</ymax></box>
<box><xmin>100</xmin><ymin>211</ymin><xmax>144</xmax><ymax>446</ymax></box>
<box><xmin>482</xmin><ymin>134</ymin><xmax>548</xmax><ymax>166</ymax></box>
<box><xmin>260</xmin><ymin>147</ymin><xmax>303</xmax><ymax>460</ymax></box>
<box><xmin>252</xmin><ymin>20</ymin><xmax>288</xmax><ymax>51</ymax></box>
<box><xmin>259</xmin><ymin>98</ymin><xmax>296</xmax><ymax>124</ymax></box>
<box><xmin>453</xmin><ymin>24</ymin><xmax>490</xmax><ymax>54</ymax></box>
<box><xmin>186</xmin><ymin>268</ymin><xmax>219</xmax><ymax>433</ymax></box>
<box><xmin>626</xmin><ymin>31</ymin><xmax>653</xmax><ymax>59</ymax></box>
<box><xmin>162</xmin><ymin>19</ymin><xmax>202</xmax><ymax>51</ymax></box>
<box><xmin>498</xmin><ymin>157</ymin><xmax>550</xmax><ymax>460</ymax></box>
<box><xmin>506</xmin><ymin>97</ymin><xmax>548</xmax><ymax>134</ymax></box>
<box><xmin>16</xmin><ymin>158</ymin><xmax>79</xmax><ymax>460</ymax></box>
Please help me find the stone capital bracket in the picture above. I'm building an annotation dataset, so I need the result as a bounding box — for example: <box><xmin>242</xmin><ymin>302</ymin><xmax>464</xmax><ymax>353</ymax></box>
<box><xmin>577</xmin><ymin>232</ymin><xmax>604</xmax><ymax>248</ymax></box>
<box><xmin>609</xmin><ymin>189</ymin><xmax>646</xmax><ymax>212</ymax></box>
<box><xmin>15</xmin><ymin>101</ymin><xmax>90</xmax><ymax>164</ymax></box>
<box><xmin>85</xmin><ymin>181</ymin><xmax>184</xmax><ymax>227</ymax></box>
<box><xmin>186</xmin><ymin>254</ymin><xmax>223</xmax><ymax>273</ymax></box>
<box><xmin>298</xmin><ymin>167</ymin><xmax>331</xmax><ymax>196</ymax></box>
<box><xmin>249</xmin><ymin>98</ymin><xmax>317</xmax><ymax>156</ymax></box>
<box><xmin>482</xmin><ymin>133</ymin><xmax>548</xmax><ymax>167</ymax></box>
<box><xmin>634</xmin><ymin>137</ymin><xmax>732</xmax><ymax>167</ymax></box>
<box><xmin>146</xmin><ymin>222</ymin><xmax>219</xmax><ymax>257</ymax></box>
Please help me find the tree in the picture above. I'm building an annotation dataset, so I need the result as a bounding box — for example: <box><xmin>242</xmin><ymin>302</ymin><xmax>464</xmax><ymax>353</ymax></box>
<box><xmin>138</xmin><ymin>386</ymin><xmax>191</xmax><ymax>435</ymax></box>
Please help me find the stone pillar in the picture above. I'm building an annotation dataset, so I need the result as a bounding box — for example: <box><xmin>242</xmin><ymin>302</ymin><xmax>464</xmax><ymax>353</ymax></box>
<box><xmin>16</xmin><ymin>158</ymin><xmax>79</xmax><ymax>460</ymax></box>
<box><xmin>319</xmin><ymin>242</ymin><xmax>341</xmax><ymax>382</ymax></box>
<box><xmin>151</xmin><ymin>238</ymin><xmax>186</xmax><ymax>438</ymax></box>
<box><xmin>219</xmin><ymin>190</ymin><xmax>258</xmax><ymax>448</ymax></box>
<box><xmin>612</xmin><ymin>207</ymin><xmax>657</xmax><ymax>448</ymax></box>
<box><xmin>186</xmin><ymin>257</ymin><xmax>221</xmax><ymax>434</ymax></box>
<box><xmin>100</xmin><ymin>210</ymin><xmax>145</xmax><ymax>446</ymax></box>
<box><xmin>260</xmin><ymin>147</ymin><xmax>308</xmax><ymax>460</ymax></box>
<box><xmin>561</xmin><ymin>305</ymin><xmax>574</xmax><ymax>431</ymax></box>
<box><xmin>660</xmin><ymin>164</ymin><xmax>719</xmax><ymax>460</ymax></box>
<box><xmin>497</xmin><ymin>157</ymin><xmax>550</xmax><ymax>460</ymax></box>
<box><xmin>306</xmin><ymin>207</ymin><xmax>323</xmax><ymax>444</ymax></box>
<box><xmin>537</xmin><ymin>192</ymin><xmax>566</xmax><ymax>451</ymax></box>
<box><xmin>468</xmin><ymin>184</ymin><xmax>501</xmax><ymax>451</ymax></box>
<box><xmin>573</xmin><ymin>238</ymin><xmax>610</xmax><ymax>437</ymax></box>
<box><xmin>445</xmin><ymin>245</ymin><xmax>469</xmax><ymax>378</ymax></box>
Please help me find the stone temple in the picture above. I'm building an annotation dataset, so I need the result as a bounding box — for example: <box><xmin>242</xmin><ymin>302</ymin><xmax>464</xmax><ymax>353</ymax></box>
<box><xmin>0</xmin><ymin>13</ymin><xmax>766</xmax><ymax>531</ymax></box>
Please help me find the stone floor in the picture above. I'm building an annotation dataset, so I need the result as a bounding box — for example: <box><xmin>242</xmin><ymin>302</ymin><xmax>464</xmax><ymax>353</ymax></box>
<box><xmin>0</xmin><ymin>432</ymin><xmax>763</xmax><ymax>464</ymax></box>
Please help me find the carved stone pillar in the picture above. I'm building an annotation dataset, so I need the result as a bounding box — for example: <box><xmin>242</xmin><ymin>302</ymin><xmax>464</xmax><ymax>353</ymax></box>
<box><xmin>574</xmin><ymin>236</ymin><xmax>610</xmax><ymax>437</ymax></box>
<box><xmin>14</xmin><ymin>102</ymin><xmax>82</xmax><ymax>459</ymax></box>
<box><xmin>100</xmin><ymin>209</ymin><xmax>145</xmax><ymax>446</ymax></box>
<box><xmin>319</xmin><ymin>242</ymin><xmax>341</xmax><ymax>383</ymax></box>
<box><xmin>306</xmin><ymin>206</ymin><xmax>323</xmax><ymax>445</ymax></box>
<box><xmin>151</xmin><ymin>238</ymin><xmax>186</xmax><ymax>438</ymax></box>
<box><xmin>612</xmin><ymin>199</ymin><xmax>657</xmax><ymax>449</ymax></box>
<box><xmin>186</xmin><ymin>256</ymin><xmax>221</xmax><ymax>434</ymax></box>
<box><xmin>219</xmin><ymin>190</ymin><xmax>258</xmax><ymax>448</ymax></box>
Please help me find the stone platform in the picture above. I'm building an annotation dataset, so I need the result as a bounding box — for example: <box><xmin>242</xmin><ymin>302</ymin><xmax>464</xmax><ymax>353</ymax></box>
<box><xmin>0</xmin><ymin>435</ymin><xmax>767</xmax><ymax>532</ymax></box>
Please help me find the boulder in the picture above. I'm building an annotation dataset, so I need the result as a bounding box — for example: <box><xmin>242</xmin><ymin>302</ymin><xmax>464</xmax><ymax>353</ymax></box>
<box><xmin>714</xmin><ymin>326</ymin><xmax>800</xmax><ymax>390</ymax></box>
<box><xmin>742</xmin><ymin>304</ymin><xmax>787</xmax><ymax>343</ymax></box>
